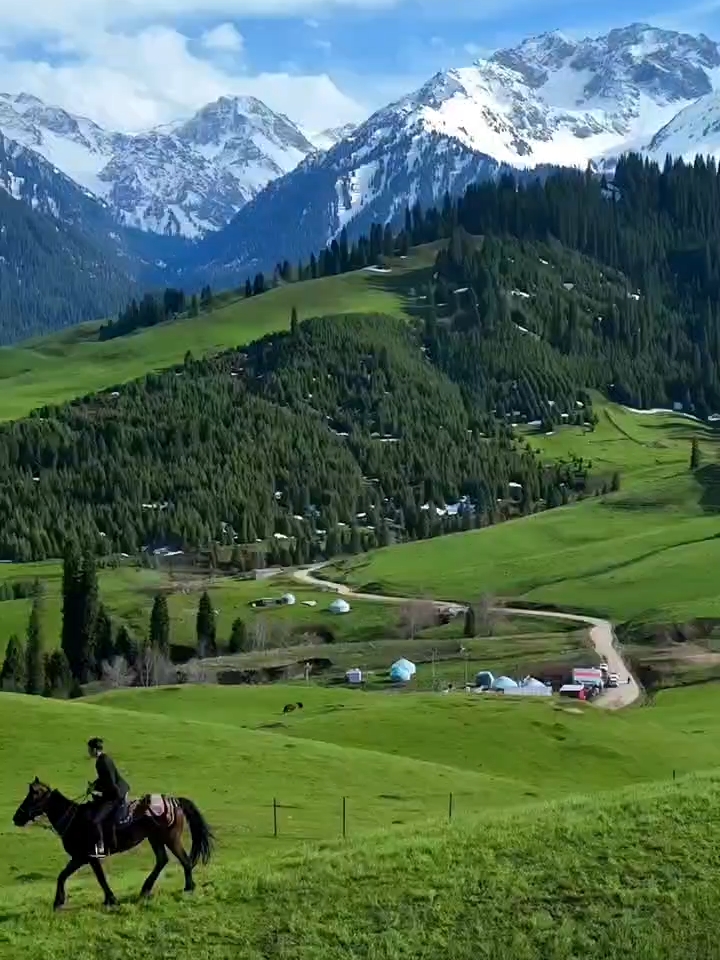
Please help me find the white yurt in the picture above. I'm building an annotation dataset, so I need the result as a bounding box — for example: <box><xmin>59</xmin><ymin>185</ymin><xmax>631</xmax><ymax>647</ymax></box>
<box><xmin>390</xmin><ymin>658</ymin><xmax>417</xmax><ymax>682</ymax></box>
<box><xmin>328</xmin><ymin>598</ymin><xmax>351</xmax><ymax>615</ymax></box>
<box><xmin>346</xmin><ymin>668</ymin><xmax>363</xmax><ymax>685</ymax></box>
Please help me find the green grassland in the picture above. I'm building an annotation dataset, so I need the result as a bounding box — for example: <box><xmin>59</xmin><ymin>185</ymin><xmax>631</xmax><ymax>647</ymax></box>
<box><xmin>326</xmin><ymin>401</ymin><xmax>720</xmax><ymax>627</ymax></box>
<box><xmin>3</xmin><ymin>684</ymin><xmax>720</xmax><ymax>957</ymax></box>
<box><xmin>0</xmin><ymin>246</ymin><xmax>438</xmax><ymax>422</ymax></box>
<box><xmin>0</xmin><ymin>560</ymin><xmax>581</xmax><ymax>676</ymax></box>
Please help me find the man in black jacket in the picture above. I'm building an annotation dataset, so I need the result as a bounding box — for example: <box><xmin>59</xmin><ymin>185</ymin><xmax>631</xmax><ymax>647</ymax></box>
<box><xmin>87</xmin><ymin>737</ymin><xmax>130</xmax><ymax>859</ymax></box>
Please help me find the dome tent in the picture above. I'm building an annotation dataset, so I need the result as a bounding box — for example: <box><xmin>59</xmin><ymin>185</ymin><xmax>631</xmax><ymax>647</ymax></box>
<box><xmin>281</xmin><ymin>593</ymin><xmax>296</xmax><ymax>606</ymax></box>
<box><xmin>328</xmin><ymin>598</ymin><xmax>351</xmax><ymax>615</ymax></box>
<box><xmin>492</xmin><ymin>675</ymin><xmax>518</xmax><ymax>692</ymax></box>
<box><xmin>475</xmin><ymin>670</ymin><xmax>494</xmax><ymax>690</ymax></box>
<box><xmin>390</xmin><ymin>658</ymin><xmax>416</xmax><ymax>683</ymax></box>
<box><xmin>521</xmin><ymin>676</ymin><xmax>546</xmax><ymax>688</ymax></box>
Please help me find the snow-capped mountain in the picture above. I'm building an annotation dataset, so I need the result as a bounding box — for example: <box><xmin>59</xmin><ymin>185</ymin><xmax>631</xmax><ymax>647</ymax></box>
<box><xmin>0</xmin><ymin>93</ymin><xmax>316</xmax><ymax>237</ymax></box>
<box><xmin>192</xmin><ymin>22</ymin><xmax>720</xmax><ymax>285</ymax></box>
<box><xmin>644</xmin><ymin>91</ymin><xmax>720</xmax><ymax>161</ymax></box>
<box><xmin>311</xmin><ymin>123</ymin><xmax>358</xmax><ymax>150</ymax></box>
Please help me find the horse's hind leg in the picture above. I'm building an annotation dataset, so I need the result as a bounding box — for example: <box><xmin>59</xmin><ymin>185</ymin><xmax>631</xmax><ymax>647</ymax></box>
<box><xmin>89</xmin><ymin>858</ymin><xmax>118</xmax><ymax>907</ymax></box>
<box><xmin>139</xmin><ymin>832</ymin><xmax>169</xmax><ymax>898</ymax></box>
<box><xmin>167</xmin><ymin>828</ymin><xmax>195</xmax><ymax>892</ymax></box>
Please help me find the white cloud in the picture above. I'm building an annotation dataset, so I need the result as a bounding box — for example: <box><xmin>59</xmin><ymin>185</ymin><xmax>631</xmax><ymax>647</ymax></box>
<box><xmin>200</xmin><ymin>22</ymin><xmax>244</xmax><ymax>52</ymax></box>
<box><xmin>0</xmin><ymin>24</ymin><xmax>366</xmax><ymax>132</ymax></box>
<box><xmin>0</xmin><ymin>0</ymin><xmax>402</xmax><ymax>38</ymax></box>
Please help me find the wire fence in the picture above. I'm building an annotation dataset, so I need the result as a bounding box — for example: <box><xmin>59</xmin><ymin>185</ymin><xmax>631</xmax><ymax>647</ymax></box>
<box><xmin>258</xmin><ymin>790</ymin><xmax>461</xmax><ymax>842</ymax></box>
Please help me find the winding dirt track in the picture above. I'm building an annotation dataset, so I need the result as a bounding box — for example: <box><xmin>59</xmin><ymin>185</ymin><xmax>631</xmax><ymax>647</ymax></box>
<box><xmin>293</xmin><ymin>565</ymin><xmax>640</xmax><ymax>709</ymax></box>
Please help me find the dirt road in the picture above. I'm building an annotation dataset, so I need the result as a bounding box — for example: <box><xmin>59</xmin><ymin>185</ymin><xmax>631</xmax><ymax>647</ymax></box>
<box><xmin>293</xmin><ymin>565</ymin><xmax>640</xmax><ymax>709</ymax></box>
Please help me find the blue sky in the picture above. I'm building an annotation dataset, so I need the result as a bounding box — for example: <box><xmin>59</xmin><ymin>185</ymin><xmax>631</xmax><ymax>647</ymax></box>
<box><xmin>1</xmin><ymin>0</ymin><xmax>719</xmax><ymax>131</ymax></box>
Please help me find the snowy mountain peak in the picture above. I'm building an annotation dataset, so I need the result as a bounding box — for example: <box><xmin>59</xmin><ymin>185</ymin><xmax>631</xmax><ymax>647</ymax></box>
<box><xmin>0</xmin><ymin>91</ymin><xmax>316</xmax><ymax>237</ymax></box>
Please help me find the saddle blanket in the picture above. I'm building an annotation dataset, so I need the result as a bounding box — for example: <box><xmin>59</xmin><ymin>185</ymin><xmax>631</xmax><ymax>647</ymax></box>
<box><xmin>117</xmin><ymin>794</ymin><xmax>179</xmax><ymax>828</ymax></box>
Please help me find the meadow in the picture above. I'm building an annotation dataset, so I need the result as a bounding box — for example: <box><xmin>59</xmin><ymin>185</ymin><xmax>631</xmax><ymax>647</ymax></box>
<box><xmin>326</xmin><ymin>401</ymin><xmax>720</xmax><ymax>627</ymax></box>
<box><xmin>2</xmin><ymin>683</ymin><xmax>720</xmax><ymax>958</ymax></box>
<box><xmin>0</xmin><ymin>247</ymin><xmax>436</xmax><ymax>422</ymax></box>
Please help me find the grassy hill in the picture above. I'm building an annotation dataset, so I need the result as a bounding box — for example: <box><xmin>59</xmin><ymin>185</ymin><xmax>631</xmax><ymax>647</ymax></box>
<box><xmin>0</xmin><ymin>247</ymin><xmax>437</xmax><ymax>422</ymax></box>
<box><xmin>3</xmin><ymin>684</ymin><xmax>720</xmax><ymax>958</ymax></box>
<box><xmin>326</xmin><ymin>400</ymin><xmax>720</xmax><ymax>627</ymax></box>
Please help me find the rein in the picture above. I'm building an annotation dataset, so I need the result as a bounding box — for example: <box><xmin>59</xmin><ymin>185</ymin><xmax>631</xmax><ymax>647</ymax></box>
<box><xmin>38</xmin><ymin>790</ymin><xmax>88</xmax><ymax>838</ymax></box>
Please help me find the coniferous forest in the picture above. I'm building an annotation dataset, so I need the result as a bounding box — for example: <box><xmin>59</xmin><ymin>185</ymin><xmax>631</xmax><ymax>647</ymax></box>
<box><xmin>3</xmin><ymin>153</ymin><xmax>720</xmax><ymax>561</ymax></box>
<box><xmin>0</xmin><ymin>314</ymin><xmax>597</xmax><ymax>562</ymax></box>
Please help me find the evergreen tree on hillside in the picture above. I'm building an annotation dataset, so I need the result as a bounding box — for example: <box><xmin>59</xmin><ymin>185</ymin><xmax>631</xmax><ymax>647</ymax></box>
<box><xmin>43</xmin><ymin>649</ymin><xmax>72</xmax><ymax>698</ymax></box>
<box><xmin>196</xmin><ymin>592</ymin><xmax>216</xmax><ymax>658</ymax></box>
<box><xmin>77</xmin><ymin>554</ymin><xmax>99</xmax><ymax>680</ymax></box>
<box><xmin>691</xmin><ymin>439</ymin><xmax>701</xmax><ymax>471</ymax></box>
<box><xmin>25</xmin><ymin>586</ymin><xmax>45</xmax><ymax>696</ymax></box>
<box><xmin>228</xmin><ymin>618</ymin><xmax>248</xmax><ymax>654</ymax></box>
<box><xmin>115</xmin><ymin>625</ymin><xmax>138</xmax><ymax>666</ymax></box>
<box><xmin>94</xmin><ymin>604</ymin><xmax>115</xmax><ymax>667</ymax></box>
<box><xmin>1</xmin><ymin>634</ymin><xmax>25</xmax><ymax>691</ymax></box>
<box><xmin>149</xmin><ymin>593</ymin><xmax>171</xmax><ymax>656</ymax></box>
<box><xmin>61</xmin><ymin>542</ymin><xmax>81</xmax><ymax>676</ymax></box>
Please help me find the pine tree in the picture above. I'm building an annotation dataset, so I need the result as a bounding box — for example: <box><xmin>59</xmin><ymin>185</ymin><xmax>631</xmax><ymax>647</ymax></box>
<box><xmin>228</xmin><ymin>618</ymin><xmax>247</xmax><ymax>654</ymax></box>
<box><xmin>25</xmin><ymin>587</ymin><xmax>45</xmax><ymax>696</ymax></box>
<box><xmin>61</xmin><ymin>541</ymin><xmax>82</xmax><ymax>679</ymax></box>
<box><xmin>1</xmin><ymin>634</ymin><xmax>25</xmax><ymax>691</ymax></box>
<box><xmin>43</xmin><ymin>650</ymin><xmax>72</xmax><ymax>698</ymax></box>
<box><xmin>196</xmin><ymin>591</ymin><xmax>217</xmax><ymax>657</ymax></box>
<box><xmin>77</xmin><ymin>554</ymin><xmax>99</xmax><ymax>680</ymax></box>
<box><xmin>115</xmin><ymin>625</ymin><xmax>138</xmax><ymax>666</ymax></box>
<box><xmin>150</xmin><ymin>593</ymin><xmax>171</xmax><ymax>655</ymax></box>
<box><xmin>94</xmin><ymin>604</ymin><xmax>114</xmax><ymax>667</ymax></box>
<box><xmin>463</xmin><ymin>606</ymin><xmax>476</xmax><ymax>638</ymax></box>
<box><xmin>690</xmin><ymin>438</ymin><xmax>701</xmax><ymax>471</ymax></box>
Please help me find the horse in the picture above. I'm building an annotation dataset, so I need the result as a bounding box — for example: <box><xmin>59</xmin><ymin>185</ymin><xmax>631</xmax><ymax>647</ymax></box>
<box><xmin>12</xmin><ymin>778</ymin><xmax>214</xmax><ymax>910</ymax></box>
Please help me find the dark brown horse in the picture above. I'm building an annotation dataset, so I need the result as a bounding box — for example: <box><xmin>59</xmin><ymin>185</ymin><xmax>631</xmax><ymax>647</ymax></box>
<box><xmin>13</xmin><ymin>778</ymin><xmax>214</xmax><ymax>909</ymax></box>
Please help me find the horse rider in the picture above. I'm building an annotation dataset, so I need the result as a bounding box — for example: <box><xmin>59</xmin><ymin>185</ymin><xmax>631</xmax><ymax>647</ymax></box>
<box><xmin>87</xmin><ymin>737</ymin><xmax>130</xmax><ymax>859</ymax></box>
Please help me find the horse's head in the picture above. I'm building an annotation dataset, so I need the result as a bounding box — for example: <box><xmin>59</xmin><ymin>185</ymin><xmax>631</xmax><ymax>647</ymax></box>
<box><xmin>13</xmin><ymin>777</ymin><xmax>52</xmax><ymax>827</ymax></box>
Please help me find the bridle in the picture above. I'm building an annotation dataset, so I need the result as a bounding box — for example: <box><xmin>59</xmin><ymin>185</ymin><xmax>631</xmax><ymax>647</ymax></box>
<box><xmin>23</xmin><ymin>787</ymin><xmax>87</xmax><ymax>838</ymax></box>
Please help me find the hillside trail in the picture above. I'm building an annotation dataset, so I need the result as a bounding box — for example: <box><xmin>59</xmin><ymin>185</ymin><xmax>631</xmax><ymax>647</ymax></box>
<box><xmin>292</xmin><ymin>564</ymin><xmax>640</xmax><ymax>710</ymax></box>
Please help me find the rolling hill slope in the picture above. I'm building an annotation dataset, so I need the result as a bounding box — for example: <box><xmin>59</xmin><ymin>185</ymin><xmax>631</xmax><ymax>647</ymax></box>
<box><xmin>326</xmin><ymin>400</ymin><xmax>720</xmax><ymax>626</ymax></box>
<box><xmin>0</xmin><ymin>246</ymin><xmax>434</xmax><ymax>422</ymax></box>
<box><xmin>3</xmin><ymin>685</ymin><xmax>720</xmax><ymax>958</ymax></box>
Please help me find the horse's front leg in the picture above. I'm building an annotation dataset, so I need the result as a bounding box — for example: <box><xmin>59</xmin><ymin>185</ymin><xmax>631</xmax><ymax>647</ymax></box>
<box><xmin>54</xmin><ymin>857</ymin><xmax>85</xmax><ymax>910</ymax></box>
<box><xmin>89</xmin><ymin>858</ymin><xmax>118</xmax><ymax>907</ymax></box>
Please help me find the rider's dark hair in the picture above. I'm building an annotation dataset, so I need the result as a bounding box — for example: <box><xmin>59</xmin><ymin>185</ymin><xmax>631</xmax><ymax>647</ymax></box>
<box><xmin>87</xmin><ymin>737</ymin><xmax>104</xmax><ymax>752</ymax></box>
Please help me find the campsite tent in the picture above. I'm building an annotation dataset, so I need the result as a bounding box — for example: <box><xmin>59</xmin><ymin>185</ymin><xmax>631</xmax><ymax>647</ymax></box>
<box><xmin>328</xmin><ymin>598</ymin><xmax>351</xmax><ymax>615</ymax></box>
<box><xmin>281</xmin><ymin>593</ymin><xmax>296</xmax><ymax>606</ymax></box>
<box><xmin>492</xmin><ymin>675</ymin><xmax>519</xmax><ymax>692</ymax></box>
<box><xmin>475</xmin><ymin>670</ymin><xmax>494</xmax><ymax>690</ymax></box>
<box><xmin>346</xmin><ymin>668</ymin><xmax>363</xmax><ymax>685</ymax></box>
<box><xmin>390</xmin><ymin>658</ymin><xmax>416</xmax><ymax>683</ymax></box>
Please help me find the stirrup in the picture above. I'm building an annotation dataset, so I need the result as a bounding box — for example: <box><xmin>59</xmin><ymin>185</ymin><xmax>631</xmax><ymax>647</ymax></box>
<box><xmin>91</xmin><ymin>844</ymin><xmax>106</xmax><ymax>859</ymax></box>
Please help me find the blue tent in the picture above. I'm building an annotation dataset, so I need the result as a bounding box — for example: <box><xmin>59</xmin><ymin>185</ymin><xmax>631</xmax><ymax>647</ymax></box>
<box><xmin>475</xmin><ymin>670</ymin><xmax>494</xmax><ymax>690</ymax></box>
<box><xmin>390</xmin><ymin>658</ymin><xmax>416</xmax><ymax>683</ymax></box>
<box><xmin>492</xmin><ymin>675</ymin><xmax>518</xmax><ymax>692</ymax></box>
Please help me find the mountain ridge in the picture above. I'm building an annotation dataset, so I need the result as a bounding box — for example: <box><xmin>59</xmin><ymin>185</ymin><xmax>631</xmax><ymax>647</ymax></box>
<box><xmin>0</xmin><ymin>92</ymin><xmax>317</xmax><ymax>238</ymax></box>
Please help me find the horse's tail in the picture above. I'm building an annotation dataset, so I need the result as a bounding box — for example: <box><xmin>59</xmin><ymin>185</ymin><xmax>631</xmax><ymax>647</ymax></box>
<box><xmin>178</xmin><ymin>797</ymin><xmax>214</xmax><ymax>867</ymax></box>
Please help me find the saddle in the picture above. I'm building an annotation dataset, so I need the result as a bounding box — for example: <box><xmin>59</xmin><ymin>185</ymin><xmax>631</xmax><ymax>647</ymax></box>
<box><xmin>115</xmin><ymin>794</ymin><xmax>179</xmax><ymax>829</ymax></box>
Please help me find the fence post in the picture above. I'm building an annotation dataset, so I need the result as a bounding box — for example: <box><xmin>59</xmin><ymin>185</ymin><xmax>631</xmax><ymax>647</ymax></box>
<box><xmin>342</xmin><ymin>796</ymin><xmax>347</xmax><ymax>838</ymax></box>
<box><xmin>273</xmin><ymin>797</ymin><xmax>278</xmax><ymax>838</ymax></box>
<box><xmin>448</xmin><ymin>792</ymin><xmax>454</xmax><ymax>821</ymax></box>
